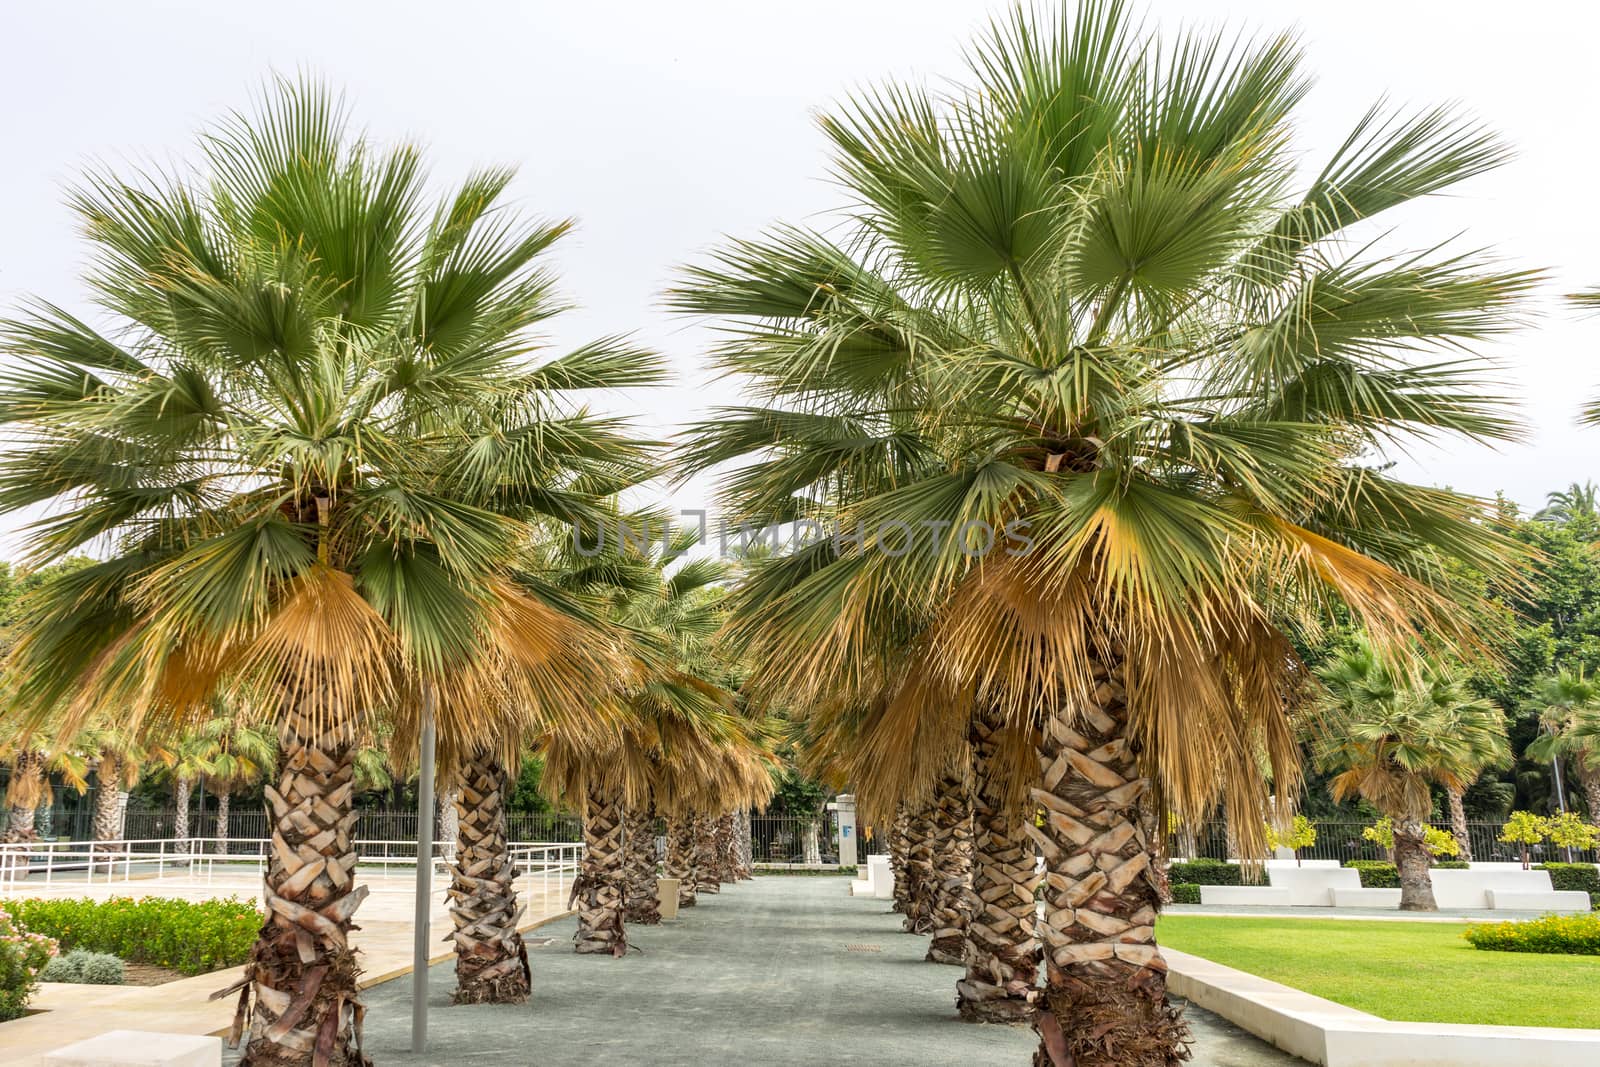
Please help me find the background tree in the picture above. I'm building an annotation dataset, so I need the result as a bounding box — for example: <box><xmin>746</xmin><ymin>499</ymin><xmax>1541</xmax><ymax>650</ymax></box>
<box><xmin>1316</xmin><ymin>644</ymin><xmax>1509</xmax><ymax>909</ymax></box>
<box><xmin>1524</xmin><ymin>669</ymin><xmax>1600</xmax><ymax>818</ymax></box>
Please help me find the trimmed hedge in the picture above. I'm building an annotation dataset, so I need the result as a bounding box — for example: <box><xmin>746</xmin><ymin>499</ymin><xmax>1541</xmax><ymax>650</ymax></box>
<box><xmin>1465</xmin><ymin>912</ymin><xmax>1600</xmax><ymax>955</ymax></box>
<box><xmin>1344</xmin><ymin>860</ymin><xmax>1399</xmax><ymax>888</ymax></box>
<box><xmin>1169</xmin><ymin>883</ymin><xmax>1201</xmax><ymax>905</ymax></box>
<box><xmin>1343</xmin><ymin>859</ymin><xmax>1468</xmax><ymax>887</ymax></box>
<box><xmin>1536</xmin><ymin>863</ymin><xmax>1600</xmax><ymax>909</ymax></box>
<box><xmin>7</xmin><ymin>896</ymin><xmax>261</xmax><ymax>976</ymax></box>
<box><xmin>1168</xmin><ymin>859</ymin><xmax>1241</xmax><ymax>886</ymax></box>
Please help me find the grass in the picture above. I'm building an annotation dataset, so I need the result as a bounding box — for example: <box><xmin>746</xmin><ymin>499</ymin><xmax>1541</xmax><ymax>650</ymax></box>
<box><xmin>1158</xmin><ymin>916</ymin><xmax>1600</xmax><ymax>1029</ymax></box>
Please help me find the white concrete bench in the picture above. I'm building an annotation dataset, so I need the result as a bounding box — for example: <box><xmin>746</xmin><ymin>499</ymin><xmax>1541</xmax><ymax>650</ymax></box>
<box><xmin>1487</xmin><ymin>889</ymin><xmax>1592</xmax><ymax>913</ymax></box>
<box><xmin>1265</xmin><ymin>865</ymin><xmax>1362</xmax><ymax>906</ymax></box>
<box><xmin>868</xmin><ymin>854</ymin><xmax>894</xmax><ymax>899</ymax></box>
<box><xmin>1199</xmin><ymin>885</ymin><xmax>1292</xmax><ymax>906</ymax></box>
<box><xmin>1331</xmin><ymin>887</ymin><xmax>1403</xmax><ymax>907</ymax></box>
<box><xmin>1430</xmin><ymin>867</ymin><xmax>1557</xmax><ymax>908</ymax></box>
<box><xmin>45</xmin><ymin>1030</ymin><xmax>220</xmax><ymax>1067</ymax></box>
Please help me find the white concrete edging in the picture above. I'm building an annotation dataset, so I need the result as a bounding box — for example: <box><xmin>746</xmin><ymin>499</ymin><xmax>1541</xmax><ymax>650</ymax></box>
<box><xmin>1165</xmin><ymin>947</ymin><xmax>1600</xmax><ymax>1066</ymax></box>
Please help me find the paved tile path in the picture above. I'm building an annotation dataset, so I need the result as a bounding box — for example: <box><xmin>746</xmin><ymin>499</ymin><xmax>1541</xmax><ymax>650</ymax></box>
<box><xmin>351</xmin><ymin>875</ymin><xmax>1304</xmax><ymax>1066</ymax></box>
<box><xmin>4</xmin><ymin>866</ymin><xmax>571</xmax><ymax>1066</ymax></box>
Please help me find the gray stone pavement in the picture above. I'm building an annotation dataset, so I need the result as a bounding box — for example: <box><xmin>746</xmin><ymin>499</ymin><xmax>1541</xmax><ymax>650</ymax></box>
<box><xmin>337</xmin><ymin>875</ymin><xmax>1302</xmax><ymax>1066</ymax></box>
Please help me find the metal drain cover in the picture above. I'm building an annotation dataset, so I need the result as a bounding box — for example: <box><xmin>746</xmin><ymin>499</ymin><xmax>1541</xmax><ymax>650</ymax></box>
<box><xmin>845</xmin><ymin>943</ymin><xmax>882</xmax><ymax>953</ymax></box>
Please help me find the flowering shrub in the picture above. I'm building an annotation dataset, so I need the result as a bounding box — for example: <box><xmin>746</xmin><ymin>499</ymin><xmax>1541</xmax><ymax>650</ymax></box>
<box><xmin>1464</xmin><ymin>912</ymin><xmax>1600</xmax><ymax>955</ymax></box>
<box><xmin>5</xmin><ymin>897</ymin><xmax>260</xmax><ymax>976</ymax></box>
<box><xmin>0</xmin><ymin>904</ymin><xmax>57</xmax><ymax>1021</ymax></box>
<box><xmin>1361</xmin><ymin>817</ymin><xmax>1461</xmax><ymax>858</ymax></box>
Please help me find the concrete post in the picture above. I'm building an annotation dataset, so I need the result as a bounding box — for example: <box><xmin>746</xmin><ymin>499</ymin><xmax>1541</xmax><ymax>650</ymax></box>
<box><xmin>833</xmin><ymin>794</ymin><xmax>857</xmax><ymax>868</ymax></box>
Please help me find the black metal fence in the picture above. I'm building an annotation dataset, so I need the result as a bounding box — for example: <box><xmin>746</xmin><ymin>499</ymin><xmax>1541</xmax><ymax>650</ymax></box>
<box><xmin>750</xmin><ymin>812</ymin><xmax>839</xmax><ymax>864</ymax></box>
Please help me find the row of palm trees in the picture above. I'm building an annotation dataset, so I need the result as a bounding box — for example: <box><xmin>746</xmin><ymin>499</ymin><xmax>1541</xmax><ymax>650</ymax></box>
<box><xmin>0</xmin><ymin>705</ymin><xmax>274</xmax><ymax>852</ymax></box>
<box><xmin>0</xmin><ymin>3</ymin><xmax>1589</xmax><ymax>1065</ymax></box>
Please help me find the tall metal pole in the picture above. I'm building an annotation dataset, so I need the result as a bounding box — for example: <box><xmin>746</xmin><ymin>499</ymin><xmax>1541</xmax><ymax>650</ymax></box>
<box><xmin>411</xmin><ymin>683</ymin><xmax>437</xmax><ymax>1054</ymax></box>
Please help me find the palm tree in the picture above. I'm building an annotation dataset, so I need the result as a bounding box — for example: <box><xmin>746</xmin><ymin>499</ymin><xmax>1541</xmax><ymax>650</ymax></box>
<box><xmin>542</xmin><ymin>524</ymin><xmax>773</xmax><ymax>954</ymax></box>
<box><xmin>63</xmin><ymin>721</ymin><xmax>165</xmax><ymax>868</ymax></box>
<box><xmin>1570</xmin><ymin>291</ymin><xmax>1600</xmax><ymax>426</ymax></box>
<box><xmin>669</xmin><ymin>4</ymin><xmax>1528</xmax><ymax>1058</ymax></box>
<box><xmin>190</xmin><ymin>701</ymin><xmax>276</xmax><ymax>853</ymax></box>
<box><xmin>158</xmin><ymin>731</ymin><xmax>215</xmax><ymax>851</ymax></box>
<box><xmin>0</xmin><ymin>720</ymin><xmax>85</xmax><ymax>846</ymax></box>
<box><xmin>1534</xmin><ymin>482</ymin><xmax>1600</xmax><ymax>525</ymax></box>
<box><xmin>0</xmin><ymin>81</ymin><xmax>656</xmax><ymax>1064</ymax></box>
<box><xmin>1525</xmin><ymin>669</ymin><xmax>1600</xmax><ymax>819</ymax></box>
<box><xmin>1314</xmin><ymin>643</ymin><xmax>1508</xmax><ymax>909</ymax></box>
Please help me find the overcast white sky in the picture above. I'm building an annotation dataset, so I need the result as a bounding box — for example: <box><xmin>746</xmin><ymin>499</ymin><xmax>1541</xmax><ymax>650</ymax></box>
<box><xmin>2</xmin><ymin>0</ymin><xmax>1596</xmax><ymax>553</ymax></box>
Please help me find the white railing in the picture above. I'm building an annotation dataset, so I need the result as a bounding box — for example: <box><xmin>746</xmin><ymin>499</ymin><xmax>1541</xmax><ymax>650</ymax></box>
<box><xmin>0</xmin><ymin>836</ymin><xmax>585</xmax><ymax>911</ymax></box>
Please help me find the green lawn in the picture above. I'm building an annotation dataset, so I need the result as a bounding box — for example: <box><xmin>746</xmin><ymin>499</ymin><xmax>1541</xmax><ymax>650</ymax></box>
<box><xmin>1158</xmin><ymin>916</ymin><xmax>1600</xmax><ymax>1029</ymax></box>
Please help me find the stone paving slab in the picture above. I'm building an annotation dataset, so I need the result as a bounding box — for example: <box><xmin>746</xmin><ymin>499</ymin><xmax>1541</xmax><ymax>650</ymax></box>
<box><xmin>0</xmin><ymin>872</ymin><xmax>573</xmax><ymax>1066</ymax></box>
<box><xmin>346</xmin><ymin>876</ymin><xmax>1304</xmax><ymax>1066</ymax></box>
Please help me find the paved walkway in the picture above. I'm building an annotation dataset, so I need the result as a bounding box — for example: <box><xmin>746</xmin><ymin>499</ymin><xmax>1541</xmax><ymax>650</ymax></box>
<box><xmin>351</xmin><ymin>876</ymin><xmax>1303</xmax><ymax>1066</ymax></box>
<box><xmin>5</xmin><ymin>867</ymin><xmax>573</xmax><ymax>1066</ymax></box>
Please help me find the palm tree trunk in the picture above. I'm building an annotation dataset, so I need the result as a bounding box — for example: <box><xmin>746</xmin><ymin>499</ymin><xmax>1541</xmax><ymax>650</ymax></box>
<box><xmin>925</xmin><ymin>768</ymin><xmax>974</xmax><ymax>966</ymax></box>
<box><xmin>3</xmin><ymin>751</ymin><xmax>44</xmax><ymax>880</ymax></box>
<box><xmin>715</xmin><ymin>811</ymin><xmax>740</xmax><ymax>882</ymax></box>
<box><xmin>216</xmin><ymin>789</ymin><xmax>232</xmax><ymax>855</ymax></box>
<box><xmin>737</xmin><ymin>809</ymin><xmax>754</xmax><ymax>878</ymax></box>
<box><xmin>1031</xmin><ymin>654</ymin><xmax>1188</xmax><ymax>1067</ymax></box>
<box><xmin>173</xmin><ymin>776</ymin><xmax>192</xmax><ymax>854</ymax></box>
<box><xmin>437</xmin><ymin>786</ymin><xmax>460</xmax><ymax>866</ymax></box>
<box><xmin>449</xmin><ymin>752</ymin><xmax>530</xmax><ymax>1003</ymax></box>
<box><xmin>623</xmin><ymin>803</ymin><xmax>661</xmax><ymax>925</ymax></box>
<box><xmin>801</xmin><ymin>818</ymin><xmax>821</xmax><ymax>865</ymax></box>
<box><xmin>1148</xmin><ymin>809</ymin><xmax>1172</xmax><ymax>904</ymax></box>
<box><xmin>1572</xmin><ymin>760</ymin><xmax>1600</xmax><ymax>822</ymax></box>
<box><xmin>232</xmin><ymin>709</ymin><xmax>367</xmax><ymax>1067</ymax></box>
<box><xmin>901</xmin><ymin>804</ymin><xmax>936</xmax><ymax>934</ymax></box>
<box><xmin>92</xmin><ymin>754</ymin><xmax>125</xmax><ymax>873</ymax></box>
<box><xmin>665</xmin><ymin>813</ymin><xmax>697</xmax><ymax>908</ymax></box>
<box><xmin>1446</xmin><ymin>786</ymin><xmax>1473</xmax><ymax>862</ymax></box>
<box><xmin>694</xmin><ymin>813</ymin><xmax>722</xmax><ymax>894</ymax></box>
<box><xmin>574</xmin><ymin>783</ymin><xmax>627</xmax><ymax>956</ymax></box>
<box><xmin>890</xmin><ymin>805</ymin><xmax>911</xmax><ymax>915</ymax></box>
<box><xmin>1394</xmin><ymin>816</ymin><xmax>1438</xmax><ymax>911</ymax></box>
<box><xmin>957</xmin><ymin>711</ymin><xmax>1039</xmax><ymax>1023</ymax></box>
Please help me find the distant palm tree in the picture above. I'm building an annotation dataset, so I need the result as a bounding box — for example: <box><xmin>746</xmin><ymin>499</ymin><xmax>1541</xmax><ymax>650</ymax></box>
<box><xmin>1570</xmin><ymin>290</ymin><xmax>1600</xmax><ymax>425</ymax></box>
<box><xmin>0</xmin><ymin>80</ymin><xmax>655</xmax><ymax>1064</ymax></box>
<box><xmin>192</xmin><ymin>703</ymin><xmax>276</xmax><ymax>852</ymax></box>
<box><xmin>62</xmin><ymin>721</ymin><xmax>167</xmax><ymax>867</ymax></box>
<box><xmin>1534</xmin><ymin>481</ymin><xmax>1600</xmax><ymax>525</ymax></box>
<box><xmin>1525</xmin><ymin>668</ymin><xmax>1600</xmax><ymax>818</ymax></box>
<box><xmin>671</xmin><ymin>2</ymin><xmax>1529</xmax><ymax>1056</ymax></box>
<box><xmin>1315</xmin><ymin>643</ymin><xmax>1508</xmax><ymax>909</ymax></box>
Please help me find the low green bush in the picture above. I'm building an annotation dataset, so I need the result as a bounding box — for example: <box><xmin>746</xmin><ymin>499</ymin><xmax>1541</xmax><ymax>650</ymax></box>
<box><xmin>0</xmin><ymin>904</ymin><xmax>56</xmax><ymax>1021</ymax></box>
<box><xmin>1344</xmin><ymin>860</ymin><xmax>1398</xmax><ymax>888</ymax></box>
<box><xmin>41</xmin><ymin>949</ymin><xmax>125</xmax><ymax>985</ymax></box>
<box><xmin>7</xmin><ymin>896</ymin><xmax>261</xmax><ymax>976</ymax></box>
<box><xmin>1168</xmin><ymin>859</ymin><xmax>1241</xmax><ymax>886</ymax></box>
<box><xmin>1342</xmin><ymin>858</ymin><xmax>1467</xmax><ymax>887</ymax></box>
<box><xmin>1537</xmin><ymin>863</ymin><xmax>1600</xmax><ymax>909</ymax></box>
<box><xmin>1464</xmin><ymin>912</ymin><xmax>1600</xmax><ymax>955</ymax></box>
<box><xmin>1169</xmin><ymin>883</ymin><xmax>1201</xmax><ymax>904</ymax></box>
